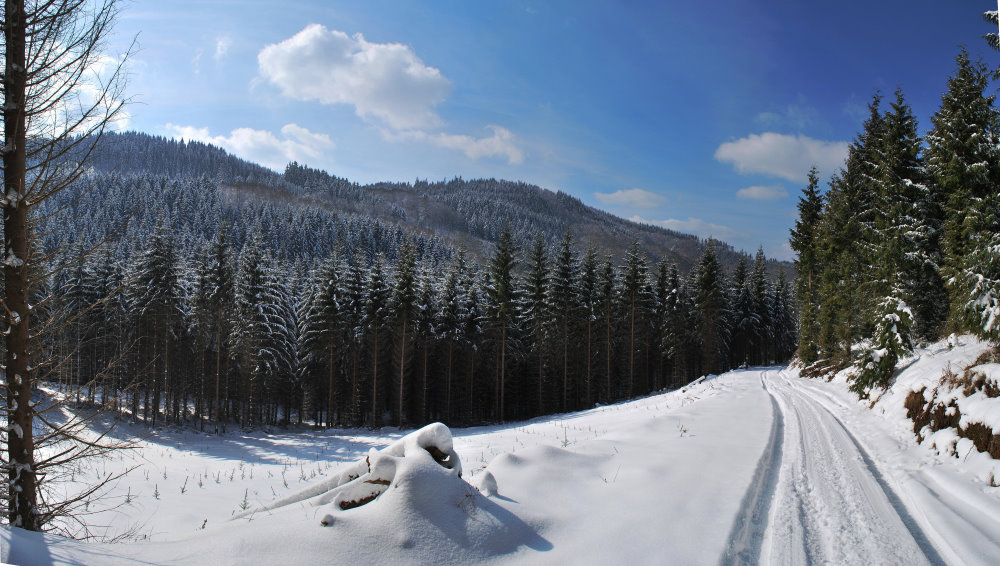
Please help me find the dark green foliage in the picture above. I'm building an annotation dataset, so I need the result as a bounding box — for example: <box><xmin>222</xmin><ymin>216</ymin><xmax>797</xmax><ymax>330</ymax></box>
<box><xmin>790</xmin><ymin>167</ymin><xmax>823</xmax><ymax>364</ymax></box>
<box><xmin>693</xmin><ymin>241</ymin><xmax>730</xmax><ymax>375</ymax></box>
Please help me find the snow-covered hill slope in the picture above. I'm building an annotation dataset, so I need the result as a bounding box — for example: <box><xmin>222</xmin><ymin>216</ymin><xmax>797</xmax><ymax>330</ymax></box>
<box><xmin>2</xmin><ymin>343</ymin><xmax>1000</xmax><ymax>565</ymax></box>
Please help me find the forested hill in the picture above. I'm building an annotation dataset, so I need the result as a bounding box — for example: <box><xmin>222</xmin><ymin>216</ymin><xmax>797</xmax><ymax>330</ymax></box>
<box><xmin>77</xmin><ymin>130</ymin><xmax>786</xmax><ymax>274</ymax></box>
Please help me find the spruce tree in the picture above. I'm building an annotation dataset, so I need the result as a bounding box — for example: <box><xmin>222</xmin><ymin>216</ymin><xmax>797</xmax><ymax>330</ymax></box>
<box><xmin>486</xmin><ymin>226</ymin><xmax>518</xmax><ymax>421</ymax></box>
<box><xmin>620</xmin><ymin>242</ymin><xmax>651</xmax><ymax>396</ymax></box>
<box><xmin>438</xmin><ymin>252</ymin><xmax>468</xmax><ymax>422</ymax></box>
<box><xmin>729</xmin><ymin>255</ymin><xmax>756</xmax><ymax>368</ymax></box>
<box><xmin>750</xmin><ymin>248</ymin><xmax>771</xmax><ymax>364</ymax></box>
<box><xmin>578</xmin><ymin>248</ymin><xmax>600</xmax><ymax>405</ymax></box>
<box><xmin>391</xmin><ymin>240</ymin><xmax>419</xmax><ymax>426</ymax></box>
<box><xmin>790</xmin><ymin>167</ymin><xmax>823</xmax><ymax>364</ymax></box>
<box><xmin>548</xmin><ymin>231</ymin><xmax>579</xmax><ymax>411</ymax></box>
<box><xmin>925</xmin><ymin>50</ymin><xmax>1000</xmax><ymax>333</ymax></box>
<box><xmin>363</xmin><ymin>254</ymin><xmax>391</xmax><ymax>426</ymax></box>
<box><xmin>693</xmin><ymin>240</ymin><xmax>730</xmax><ymax>375</ymax></box>
<box><xmin>520</xmin><ymin>234</ymin><xmax>549</xmax><ymax>414</ymax></box>
<box><xmin>854</xmin><ymin>89</ymin><xmax>924</xmax><ymax>393</ymax></box>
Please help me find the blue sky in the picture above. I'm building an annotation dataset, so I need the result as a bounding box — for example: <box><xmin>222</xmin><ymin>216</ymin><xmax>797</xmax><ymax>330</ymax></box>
<box><xmin>106</xmin><ymin>0</ymin><xmax>999</xmax><ymax>260</ymax></box>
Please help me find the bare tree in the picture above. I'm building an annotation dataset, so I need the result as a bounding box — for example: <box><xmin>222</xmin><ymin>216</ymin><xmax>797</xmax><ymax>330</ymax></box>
<box><xmin>2</xmin><ymin>0</ymin><xmax>129</xmax><ymax>531</ymax></box>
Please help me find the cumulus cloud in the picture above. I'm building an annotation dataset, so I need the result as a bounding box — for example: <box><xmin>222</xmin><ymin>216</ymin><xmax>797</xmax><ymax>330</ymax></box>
<box><xmin>736</xmin><ymin>184</ymin><xmax>788</xmax><ymax>201</ymax></box>
<box><xmin>167</xmin><ymin>123</ymin><xmax>334</xmax><ymax>171</ymax></box>
<box><xmin>630</xmin><ymin>215</ymin><xmax>742</xmax><ymax>240</ymax></box>
<box><xmin>594</xmin><ymin>188</ymin><xmax>667</xmax><ymax>209</ymax></box>
<box><xmin>258</xmin><ymin>24</ymin><xmax>451</xmax><ymax>130</ymax></box>
<box><xmin>715</xmin><ymin>132</ymin><xmax>848</xmax><ymax>182</ymax></box>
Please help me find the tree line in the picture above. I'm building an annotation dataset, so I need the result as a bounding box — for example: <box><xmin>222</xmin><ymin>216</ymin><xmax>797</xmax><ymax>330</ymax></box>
<box><xmin>791</xmin><ymin>49</ymin><xmax>1000</xmax><ymax>394</ymax></box>
<box><xmin>44</xmin><ymin>224</ymin><xmax>796</xmax><ymax>430</ymax></box>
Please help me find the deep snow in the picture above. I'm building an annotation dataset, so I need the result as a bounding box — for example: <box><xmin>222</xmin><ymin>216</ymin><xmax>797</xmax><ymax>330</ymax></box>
<box><xmin>2</xmin><ymin>337</ymin><xmax>1000</xmax><ymax>565</ymax></box>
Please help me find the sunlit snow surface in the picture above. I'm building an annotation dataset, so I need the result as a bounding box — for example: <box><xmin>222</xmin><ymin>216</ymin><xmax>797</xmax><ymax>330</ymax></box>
<box><xmin>2</xmin><ymin>338</ymin><xmax>1000</xmax><ymax>565</ymax></box>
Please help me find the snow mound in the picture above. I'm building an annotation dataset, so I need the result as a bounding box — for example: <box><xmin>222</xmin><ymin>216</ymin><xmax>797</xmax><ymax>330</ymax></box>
<box><xmin>239</xmin><ymin>422</ymin><xmax>462</xmax><ymax>517</ymax></box>
<box><xmin>241</xmin><ymin>422</ymin><xmax>549</xmax><ymax>563</ymax></box>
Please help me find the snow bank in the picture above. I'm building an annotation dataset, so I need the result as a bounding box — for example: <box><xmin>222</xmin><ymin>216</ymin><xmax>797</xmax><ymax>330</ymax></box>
<box><xmin>825</xmin><ymin>335</ymin><xmax>1000</xmax><ymax>485</ymax></box>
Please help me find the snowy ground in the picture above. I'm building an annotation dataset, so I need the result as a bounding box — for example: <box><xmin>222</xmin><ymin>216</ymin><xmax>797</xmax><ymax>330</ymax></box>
<box><xmin>2</xmin><ymin>340</ymin><xmax>1000</xmax><ymax>565</ymax></box>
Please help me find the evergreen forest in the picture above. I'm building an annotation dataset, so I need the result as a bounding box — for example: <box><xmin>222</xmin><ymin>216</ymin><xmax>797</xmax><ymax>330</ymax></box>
<box><xmin>792</xmin><ymin>49</ymin><xmax>1000</xmax><ymax>395</ymax></box>
<box><xmin>31</xmin><ymin>132</ymin><xmax>797</xmax><ymax>430</ymax></box>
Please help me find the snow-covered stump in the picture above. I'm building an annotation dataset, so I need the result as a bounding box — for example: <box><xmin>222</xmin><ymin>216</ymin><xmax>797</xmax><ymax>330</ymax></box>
<box><xmin>319</xmin><ymin>423</ymin><xmax>463</xmax><ymax>516</ymax></box>
<box><xmin>236</xmin><ymin>422</ymin><xmax>463</xmax><ymax>521</ymax></box>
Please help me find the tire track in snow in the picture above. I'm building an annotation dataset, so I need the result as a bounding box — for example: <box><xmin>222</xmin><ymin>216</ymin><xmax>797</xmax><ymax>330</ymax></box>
<box><xmin>790</xmin><ymin>381</ymin><xmax>947</xmax><ymax>566</ymax></box>
<box><xmin>719</xmin><ymin>372</ymin><xmax>784</xmax><ymax>566</ymax></box>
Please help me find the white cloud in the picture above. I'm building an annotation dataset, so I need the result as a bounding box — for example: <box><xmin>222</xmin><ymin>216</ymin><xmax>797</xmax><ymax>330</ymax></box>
<box><xmin>385</xmin><ymin>125</ymin><xmax>524</xmax><ymax>164</ymax></box>
<box><xmin>594</xmin><ymin>188</ymin><xmax>666</xmax><ymax>209</ymax></box>
<box><xmin>736</xmin><ymin>184</ymin><xmax>788</xmax><ymax>201</ymax></box>
<box><xmin>192</xmin><ymin>48</ymin><xmax>203</xmax><ymax>74</ymax></box>
<box><xmin>715</xmin><ymin>132</ymin><xmax>848</xmax><ymax>182</ymax></box>
<box><xmin>258</xmin><ymin>24</ymin><xmax>451</xmax><ymax>130</ymax></box>
<box><xmin>630</xmin><ymin>215</ymin><xmax>742</xmax><ymax>240</ymax></box>
<box><xmin>214</xmin><ymin>36</ymin><xmax>232</xmax><ymax>62</ymax></box>
<box><xmin>166</xmin><ymin>123</ymin><xmax>334</xmax><ymax>171</ymax></box>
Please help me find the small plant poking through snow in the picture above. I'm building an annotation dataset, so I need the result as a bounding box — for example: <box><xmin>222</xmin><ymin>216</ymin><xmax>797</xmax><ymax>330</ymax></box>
<box><xmin>239</xmin><ymin>489</ymin><xmax>250</xmax><ymax>511</ymax></box>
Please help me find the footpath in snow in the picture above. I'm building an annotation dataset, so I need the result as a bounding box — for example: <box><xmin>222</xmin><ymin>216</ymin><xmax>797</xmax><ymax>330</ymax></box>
<box><xmin>3</xmin><ymin>345</ymin><xmax>1000</xmax><ymax>565</ymax></box>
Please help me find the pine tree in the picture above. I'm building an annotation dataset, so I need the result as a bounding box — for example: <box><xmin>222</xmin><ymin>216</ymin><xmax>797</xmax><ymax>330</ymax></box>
<box><xmin>750</xmin><ymin>248</ymin><xmax>771</xmax><ymax>364</ymax></box>
<box><xmin>548</xmin><ymin>231</ymin><xmax>578</xmax><ymax>411</ymax></box>
<box><xmin>341</xmin><ymin>254</ymin><xmax>367</xmax><ymax>425</ymax></box>
<box><xmin>854</xmin><ymin>89</ymin><xmax>924</xmax><ymax>391</ymax></box>
<box><xmin>391</xmin><ymin>240</ymin><xmax>419</xmax><ymax>426</ymax></box>
<box><xmin>129</xmin><ymin>225</ymin><xmax>186</xmax><ymax>426</ymax></box>
<box><xmin>729</xmin><ymin>255</ymin><xmax>756</xmax><ymax>368</ymax></box>
<box><xmin>438</xmin><ymin>252</ymin><xmax>468</xmax><ymax>422</ymax></box>
<box><xmin>413</xmin><ymin>264</ymin><xmax>438</xmax><ymax>422</ymax></box>
<box><xmin>789</xmin><ymin>167</ymin><xmax>824</xmax><ymax>364</ymax></box>
<box><xmin>232</xmin><ymin>236</ymin><xmax>296</xmax><ymax>427</ymax></box>
<box><xmin>486</xmin><ymin>226</ymin><xmax>518</xmax><ymax>421</ymax></box>
<box><xmin>620</xmin><ymin>242</ymin><xmax>650</xmax><ymax>396</ymax></box>
<box><xmin>299</xmin><ymin>253</ymin><xmax>342</xmax><ymax>426</ymax></box>
<box><xmin>815</xmin><ymin>93</ymin><xmax>885</xmax><ymax>363</ymax></box>
<box><xmin>520</xmin><ymin>235</ymin><xmax>549</xmax><ymax>414</ymax></box>
<box><xmin>364</xmin><ymin>254</ymin><xmax>391</xmax><ymax>426</ymax></box>
<box><xmin>925</xmin><ymin>49</ymin><xmax>1000</xmax><ymax>333</ymax></box>
<box><xmin>578</xmin><ymin>247</ymin><xmax>600</xmax><ymax>406</ymax></box>
<box><xmin>598</xmin><ymin>257</ymin><xmax>618</xmax><ymax>402</ymax></box>
<box><xmin>693</xmin><ymin>240</ymin><xmax>730</xmax><ymax>375</ymax></box>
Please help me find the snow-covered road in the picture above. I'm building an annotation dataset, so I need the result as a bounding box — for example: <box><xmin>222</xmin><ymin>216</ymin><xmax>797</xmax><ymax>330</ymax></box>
<box><xmin>727</xmin><ymin>369</ymin><xmax>1000</xmax><ymax>566</ymax></box>
<box><xmin>754</xmin><ymin>370</ymin><xmax>940</xmax><ymax>565</ymax></box>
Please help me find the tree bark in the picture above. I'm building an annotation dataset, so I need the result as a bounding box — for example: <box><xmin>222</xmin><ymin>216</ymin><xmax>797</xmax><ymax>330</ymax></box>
<box><xmin>4</xmin><ymin>0</ymin><xmax>38</xmax><ymax>530</ymax></box>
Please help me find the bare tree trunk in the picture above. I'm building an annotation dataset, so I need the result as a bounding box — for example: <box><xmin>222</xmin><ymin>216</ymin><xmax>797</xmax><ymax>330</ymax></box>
<box><xmin>371</xmin><ymin>333</ymin><xmax>379</xmax><ymax>427</ymax></box>
<box><xmin>563</xmin><ymin>319</ymin><xmax>568</xmax><ymax>412</ymax></box>
<box><xmin>327</xmin><ymin>334</ymin><xmax>335</xmax><ymax>427</ymax></box>
<box><xmin>606</xmin><ymin>309</ymin><xmax>611</xmax><ymax>403</ymax></box>
<box><xmin>214</xmin><ymin>311</ymin><xmax>222</xmax><ymax>433</ymax></box>
<box><xmin>500</xmin><ymin>326</ymin><xmax>506</xmax><ymax>422</ymax></box>
<box><xmin>446</xmin><ymin>338</ymin><xmax>453</xmax><ymax>422</ymax></box>
<box><xmin>397</xmin><ymin>320</ymin><xmax>406</xmax><ymax>427</ymax></box>
<box><xmin>586</xmin><ymin>318</ymin><xmax>592</xmax><ymax>406</ymax></box>
<box><xmin>3</xmin><ymin>0</ymin><xmax>37</xmax><ymax>529</ymax></box>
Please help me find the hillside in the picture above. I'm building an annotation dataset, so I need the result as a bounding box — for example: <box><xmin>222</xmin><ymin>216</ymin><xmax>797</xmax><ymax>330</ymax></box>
<box><xmin>79</xmin><ymin>131</ymin><xmax>789</xmax><ymax>275</ymax></box>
